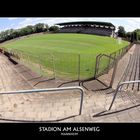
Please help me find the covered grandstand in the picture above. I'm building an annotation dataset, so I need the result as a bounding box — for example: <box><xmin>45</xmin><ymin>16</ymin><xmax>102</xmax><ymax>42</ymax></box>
<box><xmin>55</xmin><ymin>21</ymin><xmax>116</xmax><ymax>37</ymax></box>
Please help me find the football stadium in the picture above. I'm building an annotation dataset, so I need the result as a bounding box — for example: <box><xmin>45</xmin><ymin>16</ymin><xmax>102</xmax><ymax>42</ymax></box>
<box><xmin>0</xmin><ymin>19</ymin><xmax>140</xmax><ymax>123</ymax></box>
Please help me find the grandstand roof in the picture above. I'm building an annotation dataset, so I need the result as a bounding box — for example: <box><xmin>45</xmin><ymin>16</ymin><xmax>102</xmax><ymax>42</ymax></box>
<box><xmin>55</xmin><ymin>21</ymin><xmax>115</xmax><ymax>28</ymax></box>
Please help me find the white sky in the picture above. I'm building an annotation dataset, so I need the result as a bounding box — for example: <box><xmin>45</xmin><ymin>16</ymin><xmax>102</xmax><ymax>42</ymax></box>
<box><xmin>0</xmin><ymin>17</ymin><xmax>140</xmax><ymax>32</ymax></box>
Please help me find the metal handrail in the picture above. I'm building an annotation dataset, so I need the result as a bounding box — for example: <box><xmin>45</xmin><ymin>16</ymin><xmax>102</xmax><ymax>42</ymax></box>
<box><xmin>108</xmin><ymin>80</ymin><xmax>140</xmax><ymax>110</ymax></box>
<box><xmin>94</xmin><ymin>53</ymin><xmax>116</xmax><ymax>78</ymax></box>
<box><xmin>0</xmin><ymin>86</ymin><xmax>84</xmax><ymax>115</ymax></box>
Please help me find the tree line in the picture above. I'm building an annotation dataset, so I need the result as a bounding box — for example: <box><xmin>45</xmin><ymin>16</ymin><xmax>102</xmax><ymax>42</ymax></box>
<box><xmin>117</xmin><ymin>26</ymin><xmax>140</xmax><ymax>42</ymax></box>
<box><xmin>1</xmin><ymin>23</ymin><xmax>139</xmax><ymax>43</ymax></box>
<box><xmin>0</xmin><ymin>23</ymin><xmax>59</xmax><ymax>43</ymax></box>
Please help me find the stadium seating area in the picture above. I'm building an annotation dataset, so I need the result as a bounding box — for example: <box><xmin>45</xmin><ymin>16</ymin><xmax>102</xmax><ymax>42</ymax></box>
<box><xmin>59</xmin><ymin>26</ymin><xmax>113</xmax><ymax>36</ymax></box>
<box><xmin>56</xmin><ymin>21</ymin><xmax>115</xmax><ymax>37</ymax></box>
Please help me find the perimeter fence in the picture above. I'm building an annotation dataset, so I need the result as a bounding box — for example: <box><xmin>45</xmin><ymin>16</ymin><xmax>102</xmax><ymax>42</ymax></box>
<box><xmin>0</xmin><ymin>43</ymin><xmax>132</xmax><ymax>84</ymax></box>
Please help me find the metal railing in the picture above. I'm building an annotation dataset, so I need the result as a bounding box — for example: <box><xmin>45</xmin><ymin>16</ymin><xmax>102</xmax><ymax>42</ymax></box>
<box><xmin>108</xmin><ymin>80</ymin><xmax>140</xmax><ymax>110</ymax></box>
<box><xmin>0</xmin><ymin>86</ymin><xmax>84</xmax><ymax>115</ymax></box>
<box><xmin>94</xmin><ymin>53</ymin><xmax>116</xmax><ymax>78</ymax></box>
<box><xmin>1</xmin><ymin>44</ymin><xmax>132</xmax><ymax>82</ymax></box>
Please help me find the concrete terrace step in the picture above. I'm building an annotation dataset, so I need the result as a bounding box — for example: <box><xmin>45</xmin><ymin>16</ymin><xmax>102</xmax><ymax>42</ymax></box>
<box><xmin>1</xmin><ymin>43</ymin><xmax>140</xmax><ymax>122</ymax></box>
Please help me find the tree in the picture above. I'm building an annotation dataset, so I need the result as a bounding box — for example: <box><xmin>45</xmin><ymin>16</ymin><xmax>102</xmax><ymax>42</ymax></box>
<box><xmin>133</xmin><ymin>31</ymin><xmax>138</xmax><ymax>41</ymax></box>
<box><xmin>126</xmin><ymin>32</ymin><xmax>132</xmax><ymax>41</ymax></box>
<box><xmin>34</xmin><ymin>23</ymin><xmax>48</xmax><ymax>33</ymax></box>
<box><xmin>126</xmin><ymin>32</ymin><xmax>131</xmax><ymax>38</ymax></box>
<box><xmin>18</xmin><ymin>26</ymin><xmax>34</xmax><ymax>36</ymax></box>
<box><xmin>129</xmin><ymin>29</ymin><xmax>140</xmax><ymax>42</ymax></box>
<box><xmin>49</xmin><ymin>26</ymin><xmax>59</xmax><ymax>32</ymax></box>
<box><xmin>12</xmin><ymin>30</ymin><xmax>20</xmax><ymax>38</ymax></box>
<box><xmin>0</xmin><ymin>23</ymin><xmax>49</xmax><ymax>43</ymax></box>
<box><xmin>19</xmin><ymin>28</ymin><xmax>28</xmax><ymax>36</ymax></box>
<box><xmin>7</xmin><ymin>29</ymin><xmax>17</xmax><ymax>39</ymax></box>
<box><xmin>0</xmin><ymin>31</ymin><xmax>7</xmax><ymax>42</ymax></box>
<box><xmin>134</xmin><ymin>29</ymin><xmax>140</xmax><ymax>41</ymax></box>
<box><xmin>25</xmin><ymin>25</ymin><xmax>34</xmax><ymax>34</ymax></box>
<box><xmin>118</xmin><ymin>26</ymin><xmax>126</xmax><ymax>37</ymax></box>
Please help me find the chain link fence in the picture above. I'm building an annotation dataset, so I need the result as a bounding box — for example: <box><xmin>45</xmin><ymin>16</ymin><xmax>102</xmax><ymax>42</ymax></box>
<box><xmin>0</xmin><ymin>44</ymin><xmax>132</xmax><ymax>83</ymax></box>
<box><xmin>94</xmin><ymin>44</ymin><xmax>132</xmax><ymax>78</ymax></box>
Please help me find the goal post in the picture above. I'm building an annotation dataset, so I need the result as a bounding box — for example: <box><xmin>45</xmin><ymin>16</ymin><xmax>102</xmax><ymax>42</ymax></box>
<box><xmin>117</xmin><ymin>37</ymin><xmax>122</xmax><ymax>45</ymax></box>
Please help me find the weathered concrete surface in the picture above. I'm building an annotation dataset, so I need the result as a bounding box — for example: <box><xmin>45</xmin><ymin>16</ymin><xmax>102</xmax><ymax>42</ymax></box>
<box><xmin>0</xmin><ymin>44</ymin><xmax>140</xmax><ymax>123</ymax></box>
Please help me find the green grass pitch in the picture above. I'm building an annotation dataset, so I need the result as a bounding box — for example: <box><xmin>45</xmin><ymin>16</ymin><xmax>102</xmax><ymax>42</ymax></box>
<box><xmin>0</xmin><ymin>33</ymin><xmax>129</xmax><ymax>80</ymax></box>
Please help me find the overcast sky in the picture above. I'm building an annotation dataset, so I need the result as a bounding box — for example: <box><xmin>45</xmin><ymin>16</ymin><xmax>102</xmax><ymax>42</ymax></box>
<box><xmin>0</xmin><ymin>17</ymin><xmax>140</xmax><ymax>32</ymax></box>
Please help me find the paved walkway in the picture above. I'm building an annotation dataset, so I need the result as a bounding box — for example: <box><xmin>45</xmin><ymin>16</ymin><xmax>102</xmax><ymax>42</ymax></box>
<box><xmin>1</xmin><ymin>44</ymin><xmax>140</xmax><ymax>122</ymax></box>
<box><xmin>117</xmin><ymin>44</ymin><xmax>140</xmax><ymax>91</ymax></box>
